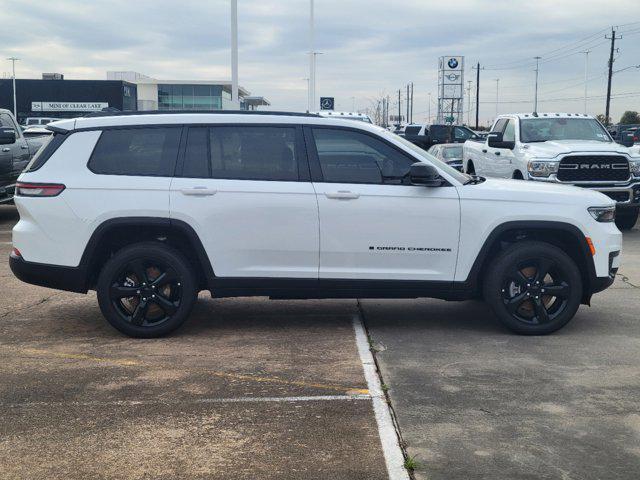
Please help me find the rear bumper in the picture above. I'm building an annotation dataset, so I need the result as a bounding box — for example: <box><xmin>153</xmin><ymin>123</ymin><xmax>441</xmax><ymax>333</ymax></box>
<box><xmin>9</xmin><ymin>253</ymin><xmax>88</xmax><ymax>293</ymax></box>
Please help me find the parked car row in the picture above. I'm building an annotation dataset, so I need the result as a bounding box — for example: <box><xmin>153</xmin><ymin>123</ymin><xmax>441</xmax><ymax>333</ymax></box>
<box><xmin>401</xmin><ymin>123</ymin><xmax>479</xmax><ymax>149</ymax></box>
<box><xmin>9</xmin><ymin>110</ymin><xmax>621</xmax><ymax>338</ymax></box>
<box><xmin>462</xmin><ymin>113</ymin><xmax>640</xmax><ymax>230</ymax></box>
<box><xmin>0</xmin><ymin>109</ymin><xmax>52</xmax><ymax>204</ymax></box>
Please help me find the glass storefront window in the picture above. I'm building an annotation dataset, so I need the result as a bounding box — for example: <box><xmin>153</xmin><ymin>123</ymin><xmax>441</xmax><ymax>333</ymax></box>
<box><xmin>157</xmin><ymin>84</ymin><xmax>224</xmax><ymax>111</ymax></box>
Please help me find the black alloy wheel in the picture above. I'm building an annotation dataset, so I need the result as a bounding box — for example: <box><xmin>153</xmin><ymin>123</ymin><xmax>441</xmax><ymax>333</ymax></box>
<box><xmin>97</xmin><ymin>242</ymin><xmax>197</xmax><ymax>338</ymax></box>
<box><xmin>500</xmin><ymin>258</ymin><xmax>570</xmax><ymax>325</ymax></box>
<box><xmin>484</xmin><ymin>241</ymin><xmax>582</xmax><ymax>334</ymax></box>
<box><xmin>109</xmin><ymin>259</ymin><xmax>182</xmax><ymax>328</ymax></box>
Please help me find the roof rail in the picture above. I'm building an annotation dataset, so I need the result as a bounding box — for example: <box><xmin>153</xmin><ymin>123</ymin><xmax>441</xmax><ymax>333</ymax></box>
<box><xmin>82</xmin><ymin>110</ymin><xmax>321</xmax><ymax>118</ymax></box>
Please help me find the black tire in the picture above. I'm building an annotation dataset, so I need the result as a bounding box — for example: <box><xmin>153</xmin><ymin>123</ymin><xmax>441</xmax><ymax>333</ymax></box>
<box><xmin>97</xmin><ymin>242</ymin><xmax>198</xmax><ymax>338</ymax></box>
<box><xmin>483</xmin><ymin>241</ymin><xmax>582</xmax><ymax>335</ymax></box>
<box><xmin>615</xmin><ymin>209</ymin><xmax>638</xmax><ymax>231</ymax></box>
<box><xmin>512</xmin><ymin>171</ymin><xmax>524</xmax><ymax>180</ymax></box>
<box><xmin>466</xmin><ymin>161</ymin><xmax>475</xmax><ymax>175</ymax></box>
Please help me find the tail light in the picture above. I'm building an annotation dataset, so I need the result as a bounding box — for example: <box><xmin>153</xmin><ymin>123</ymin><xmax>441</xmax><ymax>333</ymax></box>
<box><xmin>12</xmin><ymin>247</ymin><xmax>21</xmax><ymax>257</ymax></box>
<box><xmin>15</xmin><ymin>182</ymin><xmax>65</xmax><ymax>197</ymax></box>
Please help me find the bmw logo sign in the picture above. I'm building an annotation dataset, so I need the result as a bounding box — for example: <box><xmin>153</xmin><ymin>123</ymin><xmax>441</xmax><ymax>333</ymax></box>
<box><xmin>447</xmin><ymin>58</ymin><xmax>459</xmax><ymax>69</ymax></box>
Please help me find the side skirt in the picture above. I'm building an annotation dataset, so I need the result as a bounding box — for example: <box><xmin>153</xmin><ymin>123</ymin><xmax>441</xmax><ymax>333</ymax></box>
<box><xmin>208</xmin><ymin>278</ymin><xmax>476</xmax><ymax>301</ymax></box>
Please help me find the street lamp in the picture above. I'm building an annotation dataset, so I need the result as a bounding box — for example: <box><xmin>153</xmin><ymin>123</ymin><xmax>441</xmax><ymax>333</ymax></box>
<box><xmin>7</xmin><ymin>57</ymin><xmax>19</xmax><ymax>118</ymax></box>
<box><xmin>533</xmin><ymin>56</ymin><xmax>541</xmax><ymax>114</ymax></box>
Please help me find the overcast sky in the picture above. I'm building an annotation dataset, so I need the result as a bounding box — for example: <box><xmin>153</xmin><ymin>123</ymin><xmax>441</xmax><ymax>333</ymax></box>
<box><xmin>2</xmin><ymin>0</ymin><xmax>639</xmax><ymax>125</ymax></box>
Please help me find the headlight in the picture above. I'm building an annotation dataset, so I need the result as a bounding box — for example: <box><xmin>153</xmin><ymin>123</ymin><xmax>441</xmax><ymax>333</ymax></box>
<box><xmin>588</xmin><ymin>206</ymin><xmax>616</xmax><ymax>223</ymax></box>
<box><xmin>527</xmin><ymin>160</ymin><xmax>559</xmax><ymax>177</ymax></box>
<box><xmin>630</xmin><ymin>160</ymin><xmax>640</xmax><ymax>178</ymax></box>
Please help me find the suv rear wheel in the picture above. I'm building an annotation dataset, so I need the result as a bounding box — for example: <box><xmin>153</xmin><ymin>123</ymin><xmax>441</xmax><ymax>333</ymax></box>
<box><xmin>97</xmin><ymin>242</ymin><xmax>198</xmax><ymax>338</ymax></box>
<box><xmin>483</xmin><ymin>241</ymin><xmax>582</xmax><ymax>334</ymax></box>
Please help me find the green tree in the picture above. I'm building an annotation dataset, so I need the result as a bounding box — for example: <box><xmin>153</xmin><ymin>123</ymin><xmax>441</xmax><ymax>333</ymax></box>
<box><xmin>595</xmin><ymin>114</ymin><xmax>607</xmax><ymax>124</ymax></box>
<box><xmin>619</xmin><ymin>111</ymin><xmax>640</xmax><ymax>125</ymax></box>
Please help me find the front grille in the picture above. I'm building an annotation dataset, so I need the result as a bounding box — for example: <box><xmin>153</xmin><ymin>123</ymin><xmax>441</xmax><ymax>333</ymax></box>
<box><xmin>557</xmin><ymin>155</ymin><xmax>629</xmax><ymax>182</ymax></box>
<box><xmin>603</xmin><ymin>191</ymin><xmax>631</xmax><ymax>202</ymax></box>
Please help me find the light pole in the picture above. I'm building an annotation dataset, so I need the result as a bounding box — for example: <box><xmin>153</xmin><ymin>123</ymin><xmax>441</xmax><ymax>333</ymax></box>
<box><xmin>230</xmin><ymin>0</ymin><xmax>238</xmax><ymax>107</ymax></box>
<box><xmin>582</xmin><ymin>50</ymin><xmax>590</xmax><ymax>114</ymax></box>
<box><xmin>533</xmin><ymin>56</ymin><xmax>541</xmax><ymax>113</ymax></box>
<box><xmin>7</xmin><ymin>57</ymin><xmax>19</xmax><ymax>118</ymax></box>
<box><xmin>351</xmin><ymin>96</ymin><xmax>356</xmax><ymax>112</ymax></box>
<box><xmin>302</xmin><ymin>78</ymin><xmax>310</xmax><ymax>111</ymax></box>
<box><xmin>427</xmin><ymin>92</ymin><xmax>431</xmax><ymax>123</ymax></box>
<box><xmin>494</xmin><ymin>78</ymin><xmax>500</xmax><ymax>119</ymax></box>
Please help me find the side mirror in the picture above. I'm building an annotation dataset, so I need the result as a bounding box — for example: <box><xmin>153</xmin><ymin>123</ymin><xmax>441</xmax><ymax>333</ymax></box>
<box><xmin>0</xmin><ymin>128</ymin><xmax>16</xmax><ymax>145</ymax></box>
<box><xmin>409</xmin><ymin>162</ymin><xmax>443</xmax><ymax>187</ymax></box>
<box><xmin>620</xmin><ymin>132</ymin><xmax>635</xmax><ymax>148</ymax></box>
<box><xmin>487</xmin><ymin>131</ymin><xmax>515</xmax><ymax>149</ymax></box>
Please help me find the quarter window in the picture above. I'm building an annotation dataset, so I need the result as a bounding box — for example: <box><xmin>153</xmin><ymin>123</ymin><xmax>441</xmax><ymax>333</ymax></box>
<box><xmin>89</xmin><ymin>127</ymin><xmax>181</xmax><ymax>176</ymax></box>
<box><xmin>312</xmin><ymin>128</ymin><xmax>413</xmax><ymax>184</ymax></box>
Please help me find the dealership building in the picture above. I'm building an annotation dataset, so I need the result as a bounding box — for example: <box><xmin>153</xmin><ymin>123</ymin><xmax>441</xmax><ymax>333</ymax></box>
<box><xmin>0</xmin><ymin>71</ymin><xmax>270</xmax><ymax>124</ymax></box>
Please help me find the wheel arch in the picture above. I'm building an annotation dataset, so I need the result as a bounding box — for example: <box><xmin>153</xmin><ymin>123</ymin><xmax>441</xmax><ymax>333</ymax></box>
<box><xmin>80</xmin><ymin>217</ymin><xmax>215</xmax><ymax>291</ymax></box>
<box><xmin>461</xmin><ymin>221</ymin><xmax>596</xmax><ymax>303</ymax></box>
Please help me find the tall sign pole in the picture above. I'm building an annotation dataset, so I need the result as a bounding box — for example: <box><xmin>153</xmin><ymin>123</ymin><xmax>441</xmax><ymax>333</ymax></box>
<box><xmin>309</xmin><ymin>0</ymin><xmax>316</xmax><ymax>110</ymax></box>
<box><xmin>230</xmin><ymin>0</ymin><xmax>238</xmax><ymax>107</ymax></box>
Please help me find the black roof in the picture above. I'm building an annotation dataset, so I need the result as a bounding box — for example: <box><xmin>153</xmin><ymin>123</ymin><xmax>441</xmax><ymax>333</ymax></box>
<box><xmin>83</xmin><ymin>109</ymin><xmax>321</xmax><ymax>118</ymax></box>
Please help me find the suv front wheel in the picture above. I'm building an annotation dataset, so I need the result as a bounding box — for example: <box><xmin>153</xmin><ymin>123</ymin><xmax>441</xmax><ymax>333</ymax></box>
<box><xmin>97</xmin><ymin>242</ymin><xmax>198</xmax><ymax>338</ymax></box>
<box><xmin>483</xmin><ymin>241</ymin><xmax>583</xmax><ymax>335</ymax></box>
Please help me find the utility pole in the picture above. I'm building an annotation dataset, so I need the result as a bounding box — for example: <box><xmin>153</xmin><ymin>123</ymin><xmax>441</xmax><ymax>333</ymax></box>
<box><xmin>351</xmin><ymin>96</ymin><xmax>356</xmax><ymax>111</ymax></box>
<box><xmin>494</xmin><ymin>78</ymin><xmax>500</xmax><ymax>119</ymax></box>
<box><xmin>230</xmin><ymin>1</ymin><xmax>238</xmax><ymax>107</ymax></box>
<box><xmin>475</xmin><ymin>62</ymin><xmax>480</xmax><ymax>130</ymax></box>
<box><xmin>397</xmin><ymin>89</ymin><xmax>401</xmax><ymax>126</ymax></box>
<box><xmin>583</xmin><ymin>50</ymin><xmax>590</xmax><ymax>114</ymax></box>
<box><xmin>605</xmin><ymin>27</ymin><xmax>621</xmax><ymax>125</ymax></box>
<box><xmin>386</xmin><ymin>95</ymin><xmax>390</xmax><ymax>127</ymax></box>
<box><xmin>406</xmin><ymin>84</ymin><xmax>410</xmax><ymax>124</ymax></box>
<box><xmin>533</xmin><ymin>56</ymin><xmax>541</xmax><ymax>114</ymax></box>
<box><xmin>410</xmin><ymin>82</ymin><xmax>414</xmax><ymax>124</ymax></box>
<box><xmin>466</xmin><ymin>80</ymin><xmax>472</xmax><ymax>125</ymax></box>
<box><xmin>8</xmin><ymin>57</ymin><xmax>19</xmax><ymax>118</ymax></box>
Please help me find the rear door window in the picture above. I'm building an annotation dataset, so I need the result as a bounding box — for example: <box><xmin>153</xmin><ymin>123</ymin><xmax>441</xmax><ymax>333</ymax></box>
<box><xmin>89</xmin><ymin>127</ymin><xmax>181</xmax><ymax>176</ymax></box>
<box><xmin>180</xmin><ymin>125</ymin><xmax>299</xmax><ymax>181</ymax></box>
<box><xmin>404</xmin><ymin>126</ymin><xmax>421</xmax><ymax>136</ymax></box>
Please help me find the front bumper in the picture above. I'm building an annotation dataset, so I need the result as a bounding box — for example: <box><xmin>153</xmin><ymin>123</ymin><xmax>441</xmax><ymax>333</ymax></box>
<box><xmin>528</xmin><ymin>174</ymin><xmax>640</xmax><ymax>206</ymax></box>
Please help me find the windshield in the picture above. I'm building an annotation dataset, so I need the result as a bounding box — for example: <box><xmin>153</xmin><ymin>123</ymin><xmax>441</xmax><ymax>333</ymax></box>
<box><xmin>443</xmin><ymin>146</ymin><xmax>463</xmax><ymax>158</ymax></box>
<box><xmin>520</xmin><ymin>118</ymin><xmax>611</xmax><ymax>143</ymax></box>
<box><xmin>386</xmin><ymin>131</ymin><xmax>470</xmax><ymax>184</ymax></box>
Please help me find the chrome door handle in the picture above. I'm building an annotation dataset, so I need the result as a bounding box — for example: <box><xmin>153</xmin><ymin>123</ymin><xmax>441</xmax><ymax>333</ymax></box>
<box><xmin>481</xmin><ymin>149</ymin><xmax>487</xmax><ymax>153</ymax></box>
<box><xmin>180</xmin><ymin>187</ymin><xmax>217</xmax><ymax>196</ymax></box>
<box><xmin>20</xmin><ymin>145</ymin><xmax>29</xmax><ymax>149</ymax></box>
<box><xmin>1</xmin><ymin>148</ymin><xmax>10</xmax><ymax>152</ymax></box>
<box><xmin>325</xmin><ymin>191</ymin><xmax>360</xmax><ymax>200</ymax></box>
<box><xmin>494</xmin><ymin>151</ymin><xmax>501</xmax><ymax>156</ymax></box>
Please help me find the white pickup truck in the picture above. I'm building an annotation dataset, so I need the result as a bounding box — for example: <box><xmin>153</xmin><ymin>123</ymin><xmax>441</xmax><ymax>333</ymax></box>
<box><xmin>463</xmin><ymin>113</ymin><xmax>640</xmax><ymax>230</ymax></box>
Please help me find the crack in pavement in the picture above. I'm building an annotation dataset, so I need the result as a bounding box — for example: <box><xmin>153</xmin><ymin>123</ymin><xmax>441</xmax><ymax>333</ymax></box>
<box><xmin>616</xmin><ymin>273</ymin><xmax>640</xmax><ymax>289</ymax></box>
<box><xmin>0</xmin><ymin>292</ymin><xmax>63</xmax><ymax>319</ymax></box>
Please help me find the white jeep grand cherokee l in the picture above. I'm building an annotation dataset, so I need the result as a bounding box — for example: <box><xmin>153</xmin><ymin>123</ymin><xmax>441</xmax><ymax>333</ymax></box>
<box><xmin>10</xmin><ymin>111</ymin><xmax>622</xmax><ymax>337</ymax></box>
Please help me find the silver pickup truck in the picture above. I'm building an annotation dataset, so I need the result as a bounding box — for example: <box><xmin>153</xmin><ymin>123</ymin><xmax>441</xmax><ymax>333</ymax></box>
<box><xmin>0</xmin><ymin>109</ymin><xmax>50</xmax><ymax>203</ymax></box>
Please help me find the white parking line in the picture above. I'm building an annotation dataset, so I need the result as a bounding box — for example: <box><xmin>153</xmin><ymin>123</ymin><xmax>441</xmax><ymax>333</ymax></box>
<box><xmin>353</xmin><ymin>315</ymin><xmax>410</xmax><ymax>480</ymax></box>
<box><xmin>2</xmin><ymin>394</ymin><xmax>372</xmax><ymax>409</ymax></box>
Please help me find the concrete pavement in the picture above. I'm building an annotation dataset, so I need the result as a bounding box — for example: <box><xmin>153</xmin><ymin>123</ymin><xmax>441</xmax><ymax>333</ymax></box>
<box><xmin>363</xmin><ymin>226</ymin><xmax>640</xmax><ymax>479</ymax></box>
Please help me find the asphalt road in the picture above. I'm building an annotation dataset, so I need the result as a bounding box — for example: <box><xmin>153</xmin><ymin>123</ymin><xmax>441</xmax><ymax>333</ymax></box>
<box><xmin>363</xmin><ymin>224</ymin><xmax>640</xmax><ymax>479</ymax></box>
<box><xmin>0</xmin><ymin>205</ymin><xmax>388</xmax><ymax>480</ymax></box>
<box><xmin>3</xmin><ymin>201</ymin><xmax>639</xmax><ymax>480</ymax></box>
